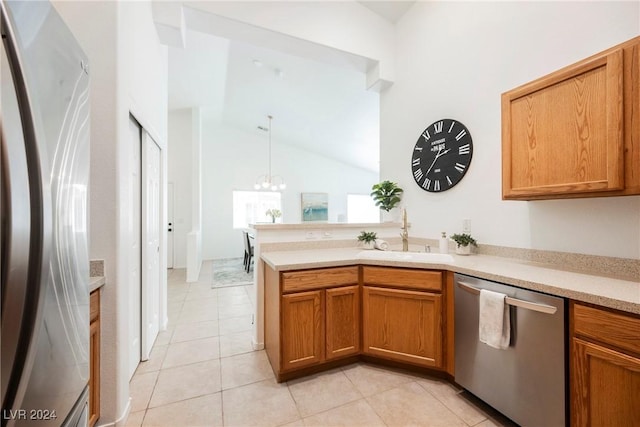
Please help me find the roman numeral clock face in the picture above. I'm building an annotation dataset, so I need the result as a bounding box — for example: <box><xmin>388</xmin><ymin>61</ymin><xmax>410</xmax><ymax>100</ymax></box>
<box><xmin>411</xmin><ymin>119</ymin><xmax>473</xmax><ymax>192</ymax></box>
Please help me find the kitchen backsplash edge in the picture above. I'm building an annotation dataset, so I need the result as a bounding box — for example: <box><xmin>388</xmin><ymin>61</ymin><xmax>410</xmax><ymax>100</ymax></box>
<box><xmin>259</xmin><ymin>238</ymin><xmax>639</xmax><ymax>281</ymax></box>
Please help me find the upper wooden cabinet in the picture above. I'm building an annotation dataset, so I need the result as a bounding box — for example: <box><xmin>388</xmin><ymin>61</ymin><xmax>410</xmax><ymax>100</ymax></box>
<box><xmin>502</xmin><ymin>36</ymin><xmax>640</xmax><ymax>200</ymax></box>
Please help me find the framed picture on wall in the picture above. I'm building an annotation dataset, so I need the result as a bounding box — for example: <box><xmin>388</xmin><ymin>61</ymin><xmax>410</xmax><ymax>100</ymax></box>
<box><xmin>301</xmin><ymin>193</ymin><xmax>328</xmax><ymax>222</ymax></box>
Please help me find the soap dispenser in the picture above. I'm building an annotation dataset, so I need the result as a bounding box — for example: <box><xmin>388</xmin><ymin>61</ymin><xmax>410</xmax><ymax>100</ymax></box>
<box><xmin>439</xmin><ymin>232</ymin><xmax>449</xmax><ymax>254</ymax></box>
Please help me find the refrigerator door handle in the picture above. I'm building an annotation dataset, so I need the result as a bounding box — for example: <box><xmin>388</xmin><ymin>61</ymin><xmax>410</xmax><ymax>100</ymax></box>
<box><xmin>0</xmin><ymin>4</ymin><xmax>48</xmax><ymax>418</ymax></box>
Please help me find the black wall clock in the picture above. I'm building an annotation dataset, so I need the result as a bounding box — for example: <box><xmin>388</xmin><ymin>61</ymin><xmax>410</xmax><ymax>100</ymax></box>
<box><xmin>411</xmin><ymin>119</ymin><xmax>473</xmax><ymax>192</ymax></box>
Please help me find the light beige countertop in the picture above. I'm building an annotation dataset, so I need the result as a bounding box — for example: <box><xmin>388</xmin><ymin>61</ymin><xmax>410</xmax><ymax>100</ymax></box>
<box><xmin>261</xmin><ymin>248</ymin><xmax>640</xmax><ymax>315</ymax></box>
<box><xmin>90</xmin><ymin>276</ymin><xmax>105</xmax><ymax>293</ymax></box>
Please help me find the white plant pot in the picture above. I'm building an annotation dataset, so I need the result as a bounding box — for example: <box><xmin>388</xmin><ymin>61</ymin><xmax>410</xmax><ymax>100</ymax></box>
<box><xmin>362</xmin><ymin>241</ymin><xmax>375</xmax><ymax>250</ymax></box>
<box><xmin>381</xmin><ymin>208</ymin><xmax>400</xmax><ymax>223</ymax></box>
<box><xmin>455</xmin><ymin>244</ymin><xmax>472</xmax><ymax>255</ymax></box>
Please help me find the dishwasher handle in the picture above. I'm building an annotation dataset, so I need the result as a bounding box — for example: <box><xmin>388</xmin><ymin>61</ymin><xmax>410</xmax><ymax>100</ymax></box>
<box><xmin>457</xmin><ymin>281</ymin><xmax>558</xmax><ymax>315</ymax></box>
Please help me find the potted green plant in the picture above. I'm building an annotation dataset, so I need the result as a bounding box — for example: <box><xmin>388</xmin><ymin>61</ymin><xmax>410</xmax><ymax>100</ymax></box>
<box><xmin>357</xmin><ymin>230</ymin><xmax>378</xmax><ymax>249</ymax></box>
<box><xmin>450</xmin><ymin>233</ymin><xmax>477</xmax><ymax>255</ymax></box>
<box><xmin>265</xmin><ymin>208</ymin><xmax>282</xmax><ymax>223</ymax></box>
<box><xmin>370</xmin><ymin>181</ymin><xmax>403</xmax><ymax>213</ymax></box>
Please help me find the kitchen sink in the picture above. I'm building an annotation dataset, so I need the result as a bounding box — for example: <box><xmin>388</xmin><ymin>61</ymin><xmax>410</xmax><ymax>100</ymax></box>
<box><xmin>357</xmin><ymin>250</ymin><xmax>454</xmax><ymax>263</ymax></box>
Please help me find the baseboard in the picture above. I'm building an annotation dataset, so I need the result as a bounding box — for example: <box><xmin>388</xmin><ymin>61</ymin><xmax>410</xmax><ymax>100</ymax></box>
<box><xmin>96</xmin><ymin>398</ymin><xmax>131</xmax><ymax>427</ymax></box>
<box><xmin>252</xmin><ymin>338</ymin><xmax>264</xmax><ymax>351</ymax></box>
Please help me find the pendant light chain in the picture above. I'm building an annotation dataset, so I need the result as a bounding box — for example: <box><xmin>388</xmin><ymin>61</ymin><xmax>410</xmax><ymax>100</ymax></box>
<box><xmin>254</xmin><ymin>114</ymin><xmax>286</xmax><ymax>191</ymax></box>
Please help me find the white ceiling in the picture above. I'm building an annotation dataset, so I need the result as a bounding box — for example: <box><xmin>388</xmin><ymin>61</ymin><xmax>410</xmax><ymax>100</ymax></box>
<box><xmin>358</xmin><ymin>1</ymin><xmax>416</xmax><ymax>23</ymax></box>
<box><xmin>167</xmin><ymin>4</ymin><xmax>387</xmax><ymax>173</ymax></box>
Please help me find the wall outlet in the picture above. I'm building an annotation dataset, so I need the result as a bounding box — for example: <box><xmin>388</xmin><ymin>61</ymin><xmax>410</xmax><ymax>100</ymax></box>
<box><xmin>322</xmin><ymin>232</ymin><xmax>333</xmax><ymax>239</ymax></box>
<box><xmin>305</xmin><ymin>232</ymin><xmax>318</xmax><ymax>239</ymax></box>
<box><xmin>462</xmin><ymin>218</ymin><xmax>471</xmax><ymax>233</ymax></box>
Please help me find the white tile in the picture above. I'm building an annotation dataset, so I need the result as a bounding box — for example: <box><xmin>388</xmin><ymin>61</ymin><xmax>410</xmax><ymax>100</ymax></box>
<box><xmin>288</xmin><ymin>369</ymin><xmax>362</xmax><ymax>417</ymax></box>
<box><xmin>366</xmin><ymin>381</ymin><xmax>466</xmax><ymax>427</ymax></box>
<box><xmin>171</xmin><ymin>320</ymin><xmax>219</xmax><ymax>343</ymax></box>
<box><xmin>134</xmin><ymin>345</ymin><xmax>168</xmax><ymax>375</ymax></box>
<box><xmin>220</xmin><ymin>350</ymin><xmax>274</xmax><ymax>390</ymax></box>
<box><xmin>149</xmin><ymin>359</ymin><xmax>221</xmax><ymax>407</ymax></box>
<box><xmin>416</xmin><ymin>376</ymin><xmax>488</xmax><ymax>426</ymax></box>
<box><xmin>162</xmin><ymin>336</ymin><xmax>220</xmax><ymax>369</ymax></box>
<box><xmin>222</xmin><ymin>379</ymin><xmax>299</xmax><ymax>427</ymax></box>
<box><xmin>129</xmin><ymin>371</ymin><xmax>158</xmax><ymax>413</ymax></box>
<box><xmin>218</xmin><ymin>315</ymin><xmax>253</xmax><ymax>336</ymax></box>
<box><xmin>143</xmin><ymin>393</ymin><xmax>223</xmax><ymax>426</ymax></box>
<box><xmin>302</xmin><ymin>399</ymin><xmax>386</xmax><ymax>427</ymax></box>
<box><xmin>218</xmin><ymin>302</ymin><xmax>253</xmax><ymax>320</ymax></box>
<box><xmin>342</xmin><ymin>363</ymin><xmax>414</xmax><ymax>397</ymax></box>
<box><xmin>219</xmin><ymin>331</ymin><xmax>254</xmax><ymax>357</ymax></box>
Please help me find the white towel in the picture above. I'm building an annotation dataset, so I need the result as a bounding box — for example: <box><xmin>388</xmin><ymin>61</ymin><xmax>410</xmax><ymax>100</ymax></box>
<box><xmin>374</xmin><ymin>239</ymin><xmax>389</xmax><ymax>250</ymax></box>
<box><xmin>479</xmin><ymin>289</ymin><xmax>510</xmax><ymax>349</ymax></box>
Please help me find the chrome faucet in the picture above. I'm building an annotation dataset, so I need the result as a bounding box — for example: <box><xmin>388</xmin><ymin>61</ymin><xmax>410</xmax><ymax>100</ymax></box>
<box><xmin>400</xmin><ymin>208</ymin><xmax>409</xmax><ymax>252</ymax></box>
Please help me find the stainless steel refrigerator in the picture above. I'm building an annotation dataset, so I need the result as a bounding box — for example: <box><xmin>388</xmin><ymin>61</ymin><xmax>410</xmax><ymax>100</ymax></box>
<box><xmin>1</xmin><ymin>1</ymin><xmax>90</xmax><ymax>426</ymax></box>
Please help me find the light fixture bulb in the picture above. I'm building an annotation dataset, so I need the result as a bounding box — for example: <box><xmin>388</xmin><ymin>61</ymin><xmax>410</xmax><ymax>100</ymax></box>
<box><xmin>262</xmin><ymin>181</ymin><xmax>270</xmax><ymax>189</ymax></box>
<box><xmin>254</xmin><ymin>183</ymin><xmax>261</xmax><ymax>190</ymax></box>
<box><xmin>271</xmin><ymin>185</ymin><xmax>277</xmax><ymax>191</ymax></box>
<box><xmin>279</xmin><ymin>183</ymin><xmax>286</xmax><ymax>190</ymax></box>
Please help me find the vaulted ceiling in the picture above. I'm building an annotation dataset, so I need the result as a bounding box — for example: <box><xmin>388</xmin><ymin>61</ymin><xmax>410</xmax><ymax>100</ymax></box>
<box><xmin>166</xmin><ymin>1</ymin><xmax>415</xmax><ymax>173</ymax></box>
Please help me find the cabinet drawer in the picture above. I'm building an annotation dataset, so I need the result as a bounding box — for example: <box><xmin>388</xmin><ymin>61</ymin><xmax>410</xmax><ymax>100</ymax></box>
<box><xmin>282</xmin><ymin>266</ymin><xmax>358</xmax><ymax>293</ymax></box>
<box><xmin>90</xmin><ymin>290</ymin><xmax>100</xmax><ymax>322</ymax></box>
<box><xmin>362</xmin><ymin>266</ymin><xmax>442</xmax><ymax>292</ymax></box>
<box><xmin>573</xmin><ymin>302</ymin><xmax>640</xmax><ymax>356</ymax></box>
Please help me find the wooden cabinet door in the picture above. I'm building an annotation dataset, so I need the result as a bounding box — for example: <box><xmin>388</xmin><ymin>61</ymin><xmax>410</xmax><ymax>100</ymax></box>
<box><xmin>281</xmin><ymin>290</ymin><xmax>324</xmax><ymax>371</ymax></box>
<box><xmin>325</xmin><ymin>286</ymin><xmax>360</xmax><ymax>360</ymax></box>
<box><xmin>571</xmin><ymin>338</ymin><xmax>640</xmax><ymax>427</ymax></box>
<box><xmin>362</xmin><ymin>286</ymin><xmax>442</xmax><ymax>368</ymax></box>
<box><xmin>502</xmin><ymin>48</ymin><xmax>624</xmax><ymax>199</ymax></box>
<box><xmin>89</xmin><ymin>291</ymin><xmax>100</xmax><ymax>427</ymax></box>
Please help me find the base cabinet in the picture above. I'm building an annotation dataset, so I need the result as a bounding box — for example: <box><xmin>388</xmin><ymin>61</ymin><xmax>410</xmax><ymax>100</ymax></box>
<box><xmin>571</xmin><ymin>302</ymin><xmax>640</xmax><ymax>427</ymax></box>
<box><xmin>265</xmin><ymin>263</ymin><xmax>447</xmax><ymax>381</ymax></box>
<box><xmin>362</xmin><ymin>286</ymin><xmax>442</xmax><ymax>367</ymax></box>
<box><xmin>281</xmin><ymin>290</ymin><xmax>325</xmax><ymax>371</ymax></box>
<box><xmin>325</xmin><ymin>286</ymin><xmax>360</xmax><ymax>360</ymax></box>
<box><xmin>265</xmin><ymin>265</ymin><xmax>360</xmax><ymax>380</ymax></box>
<box><xmin>89</xmin><ymin>290</ymin><xmax>101</xmax><ymax>427</ymax></box>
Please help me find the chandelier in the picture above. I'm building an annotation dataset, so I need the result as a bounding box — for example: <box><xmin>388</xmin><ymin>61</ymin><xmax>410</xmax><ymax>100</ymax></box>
<box><xmin>254</xmin><ymin>115</ymin><xmax>286</xmax><ymax>191</ymax></box>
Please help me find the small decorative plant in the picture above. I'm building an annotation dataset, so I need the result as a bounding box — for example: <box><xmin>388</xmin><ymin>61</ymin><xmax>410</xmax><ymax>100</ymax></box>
<box><xmin>450</xmin><ymin>233</ymin><xmax>477</xmax><ymax>255</ymax></box>
<box><xmin>370</xmin><ymin>180</ymin><xmax>403</xmax><ymax>212</ymax></box>
<box><xmin>265</xmin><ymin>208</ymin><xmax>282</xmax><ymax>223</ymax></box>
<box><xmin>357</xmin><ymin>231</ymin><xmax>378</xmax><ymax>246</ymax></box>
<box><xmin>450</xmin><ymin>233</ymin><xmax>477</xmax><ymax>247</ymax></box>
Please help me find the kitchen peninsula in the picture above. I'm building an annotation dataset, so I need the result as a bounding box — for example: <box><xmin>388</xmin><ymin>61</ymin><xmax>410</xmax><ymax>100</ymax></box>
<box><xmin>252</xmin><ymin>223</ymin><xmax>639</xmax><ymax>426</ymax></box>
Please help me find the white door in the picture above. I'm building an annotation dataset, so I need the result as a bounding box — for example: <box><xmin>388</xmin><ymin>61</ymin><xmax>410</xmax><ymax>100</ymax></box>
<box><xmin>141</xmin><ymin>131</ymin><xmax>161</xmax><ymax>360</ymax></box>
<box><xmin>128</xmin><ymin>116</ymin><xmax>141</xmax><ymax>379</ymax></box>
<box><xmin>167</xmin><ymin>182</ymin><xmax>174</xmax><ymax>269</ymax></box>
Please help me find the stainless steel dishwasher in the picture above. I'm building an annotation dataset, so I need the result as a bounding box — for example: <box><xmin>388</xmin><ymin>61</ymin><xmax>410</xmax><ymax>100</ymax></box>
<box><xmin>454</xmin><ymin>273</ymin><xmax>566</xmax><ymax>427</ymax></box>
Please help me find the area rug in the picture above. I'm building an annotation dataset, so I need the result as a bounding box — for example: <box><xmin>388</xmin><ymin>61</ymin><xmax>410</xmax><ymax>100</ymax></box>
<box><xmin>211</xmin><ymin>258</ymin><xmax>253</xmax><ymax>288</ymax></box>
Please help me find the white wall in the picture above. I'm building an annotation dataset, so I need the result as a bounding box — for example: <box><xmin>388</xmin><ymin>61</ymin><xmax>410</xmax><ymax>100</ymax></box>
<box><xmin>382</xmin><ymin>1</ymin><xmax>640</xmax><ymax>259</ymax></box>
<box><xmin>178</xmin><ymin>1</ymin><xmax>394</xmax><ymax>82</ymax></box>
<box><xmin>200</xmin><ymin>121</ymin><xmax>378</xmax><ymax>260</ymax></box>
<box><xmin>54</xmin><ymin>1</ymin><xmax>168</xmax><ymax>424</ymax></box>
<box><xmin>168</xmin><ymin>109</ymin><xmax>193</xmax><ymax>268</ymax></box>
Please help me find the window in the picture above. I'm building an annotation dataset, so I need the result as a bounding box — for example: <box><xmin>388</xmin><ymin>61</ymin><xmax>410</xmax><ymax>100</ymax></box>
<box><xmin>347</xmin><ymin>194</ymin><xmax>379</xmax><ymax>223</ymax></box>
<box><xmin>233</xmin><ymin>191</ymin><xmax>282</xmax><ymax>228</ymax></box>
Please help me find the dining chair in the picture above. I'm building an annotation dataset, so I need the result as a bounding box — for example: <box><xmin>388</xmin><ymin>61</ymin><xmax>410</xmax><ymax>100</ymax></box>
<box><xmin>243</xmin><ymin>231</ymin><xmax>254</xmax><ymax>273</ymax></box>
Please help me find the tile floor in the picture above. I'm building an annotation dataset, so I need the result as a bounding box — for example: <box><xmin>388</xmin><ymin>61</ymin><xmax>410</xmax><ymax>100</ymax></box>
<box><xmin>125</xmin><ymin>266</ymin><xmax>514</xmax><ymax>427</ymax></box>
